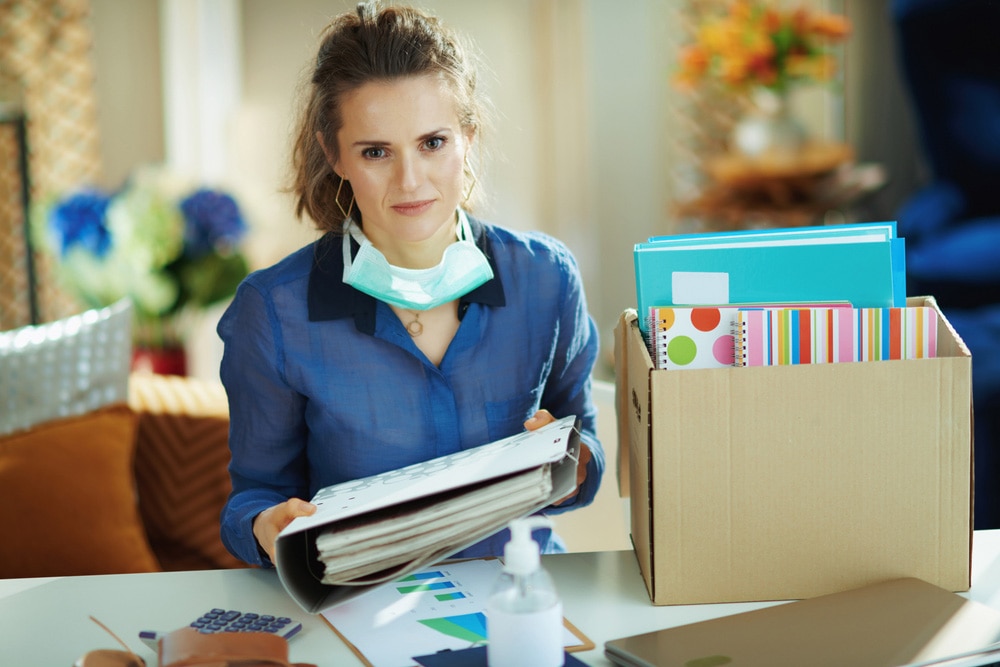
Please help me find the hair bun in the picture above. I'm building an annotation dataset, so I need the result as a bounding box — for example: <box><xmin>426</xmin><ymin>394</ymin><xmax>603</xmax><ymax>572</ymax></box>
<box><xmin>356</xmin><ymin>1</ymin><xmax>379</xmax><ymax>24</ymax></box>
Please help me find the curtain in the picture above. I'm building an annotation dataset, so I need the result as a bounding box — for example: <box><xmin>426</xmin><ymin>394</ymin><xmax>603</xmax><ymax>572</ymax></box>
<box><xmin>0</xmin><ymin>0</ymin><xmax>102</xmax><ymax>328</ymax></box>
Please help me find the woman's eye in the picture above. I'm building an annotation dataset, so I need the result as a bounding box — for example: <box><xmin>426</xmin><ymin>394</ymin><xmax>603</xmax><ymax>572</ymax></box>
<box><xmin>362</xmin><ymin>147</ymin><xmax>386</xmax><ymax>159</ymax></box>
<box><xmin>424</xmin><ymin>136</ymin><xmax>445</xmax><ymax>150</ymax></box>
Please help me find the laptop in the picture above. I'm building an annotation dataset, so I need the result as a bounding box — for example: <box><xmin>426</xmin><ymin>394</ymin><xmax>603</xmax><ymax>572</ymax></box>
<box><xmin>605</xmin><ymin>578</ymin><xmax>1000</xmax><ymax>667</ymax></box>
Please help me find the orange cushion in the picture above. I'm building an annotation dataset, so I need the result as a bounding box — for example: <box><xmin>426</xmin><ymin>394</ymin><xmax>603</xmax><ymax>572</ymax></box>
<box><xmin>134</xmin><ymin>410</ymin><xmax>245</xmax><ymax>570</ymax></box>
<box><xmin>0</xmin><ymin>405</ymin><xmax>162</xmax><ymax>577</ymax></box>
<box><xmin>129</xmin><ymin>374</ymin><xmax>247</xmax><ymax>571</ymax></box>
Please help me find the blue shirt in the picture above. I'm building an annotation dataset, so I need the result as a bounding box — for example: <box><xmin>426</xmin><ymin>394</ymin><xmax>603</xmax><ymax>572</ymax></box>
<box><xmin>218</xmin><ymin>216</ymin><xmax>604</xmax><ymax>567</ymax></box>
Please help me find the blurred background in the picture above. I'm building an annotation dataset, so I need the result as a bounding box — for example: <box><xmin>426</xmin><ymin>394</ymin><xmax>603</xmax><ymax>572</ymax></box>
<box><xmin>0</xmin><ymin>0</ymin><xmax>921</xmax><ymax>381</ymax></box>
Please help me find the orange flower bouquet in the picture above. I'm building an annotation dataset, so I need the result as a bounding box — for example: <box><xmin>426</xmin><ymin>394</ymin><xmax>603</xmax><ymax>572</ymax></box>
<box><xmin>674</xmin><ymin>1</ymin><xmax>851</xmax><ymax>95</ymax></box>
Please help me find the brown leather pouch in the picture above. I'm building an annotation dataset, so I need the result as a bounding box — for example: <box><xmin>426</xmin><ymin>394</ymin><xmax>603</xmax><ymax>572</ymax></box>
<box><xmin>73</xmin><ymin>649</ymin><xmax>145</xmax><ymax>667</ymax></box>
<box><xmin>157</xmin><ymin>627</ymin><xmax>316</xmax><ymax>667</ymax></box>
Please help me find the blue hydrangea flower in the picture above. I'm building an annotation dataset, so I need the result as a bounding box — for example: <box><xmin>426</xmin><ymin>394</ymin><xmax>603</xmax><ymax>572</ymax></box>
<box><xmin>179</xmin><ymin>189</ymin><xmax>248</xmax><ymax>259</ymax></box>
<box><xmin>47</xmin><ymin>189</ymin><xmax>113</xmax><ymax>258</ymax></box>
<box><xmin>40</xmin><ymin>172</ymin><xmax>251</xmax><ymax>344</ymax></box>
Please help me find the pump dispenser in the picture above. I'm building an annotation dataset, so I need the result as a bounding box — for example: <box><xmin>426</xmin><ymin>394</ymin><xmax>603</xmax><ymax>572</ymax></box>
<box><xmin>486</xmin><ymin>517</ymin><xmax>564</xmax><ymax>667</ymax></box>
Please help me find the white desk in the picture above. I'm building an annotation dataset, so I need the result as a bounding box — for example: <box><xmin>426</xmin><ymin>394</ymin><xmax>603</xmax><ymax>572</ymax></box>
<box><xmin>4</xmin><ymin>530</ymin><xmax>1000</xmax><ymax>666</ymax></box>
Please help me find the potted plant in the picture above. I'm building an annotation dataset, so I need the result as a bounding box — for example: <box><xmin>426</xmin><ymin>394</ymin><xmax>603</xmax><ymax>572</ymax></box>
<box><xmin>674</xmin><ymin>0</ymin><xmax>851</xmax><ymax>156</ymax></box>
<box><xmin>36</xmin><ymin>166</ymin><xmax>250</xmax><ymax>374</ymax></box>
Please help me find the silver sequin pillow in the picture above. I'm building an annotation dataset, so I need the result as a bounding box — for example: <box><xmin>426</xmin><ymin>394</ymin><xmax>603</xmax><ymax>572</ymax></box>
<box><xmin>0</xmin><ymin>299</ymin><xmax>133</xmax><ymax>437</ymax></box>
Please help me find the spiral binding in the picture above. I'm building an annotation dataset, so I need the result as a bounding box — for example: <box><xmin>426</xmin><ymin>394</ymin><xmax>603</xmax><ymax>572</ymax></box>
<box><xmin>732</xmin><ymin>315</ymin><xmax>748</xmax><ymax>367</ymax></box>
<box><xmin>647</xmin><ymin>307</ymin><xmax>673</xmax><ymax>370</ymax></box>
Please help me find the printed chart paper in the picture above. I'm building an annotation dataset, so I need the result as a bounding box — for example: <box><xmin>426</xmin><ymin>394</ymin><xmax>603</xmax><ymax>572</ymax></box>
<box><xmin>322</xmin><ymin>559</ymin><xmax>585</xmax><ymax>667</ymax></box>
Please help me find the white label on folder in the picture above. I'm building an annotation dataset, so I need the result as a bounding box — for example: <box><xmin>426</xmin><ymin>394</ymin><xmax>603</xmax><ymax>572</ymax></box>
<box><xmin>673</xmin><ymin>271</ymin><xmax>729</xmax><ymax>304</ymax></box>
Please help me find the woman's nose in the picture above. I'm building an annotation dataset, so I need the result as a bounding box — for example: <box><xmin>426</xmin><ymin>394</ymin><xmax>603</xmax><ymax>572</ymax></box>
<box><xmin>396</xmin><ymin>153</ymin><xmax>422</xmax><ymax>191</ymax></box>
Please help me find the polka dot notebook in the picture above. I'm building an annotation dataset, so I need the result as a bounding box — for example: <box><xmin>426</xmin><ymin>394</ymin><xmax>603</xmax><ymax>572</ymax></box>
<box><xmin>647</xmin><ymin>306</ymin><xmax>739</xmax><ymax>370</ymax></box>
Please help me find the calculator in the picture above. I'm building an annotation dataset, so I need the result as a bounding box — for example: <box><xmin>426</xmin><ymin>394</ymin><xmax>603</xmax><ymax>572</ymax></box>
<box><xmin>138</xmin><ymin>608</ymin><xmax>303</xmax><ymax>650</ymax></box>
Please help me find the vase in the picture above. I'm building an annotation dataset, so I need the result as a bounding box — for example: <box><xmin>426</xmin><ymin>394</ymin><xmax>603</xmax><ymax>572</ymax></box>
<box><xmin>731</xmin><ymin>88</ymin><xmax>806</xmax><ymax>158</ymax></box>
<box><xmin>132</xmin><ymin>345</ymin><xmax>188</xmax><ymax>376</ymax></box>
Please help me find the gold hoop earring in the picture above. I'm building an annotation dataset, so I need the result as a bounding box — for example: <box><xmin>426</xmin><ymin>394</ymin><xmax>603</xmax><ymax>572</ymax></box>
<box><xmin>335</xmin><ymin>175</ymin><xmax>355</xmax><ymax>220</ymax></box>
<box><xmin>462</xmin><ymin>156</ymin><xmax>478</xmax><ymax>206</ymax></box>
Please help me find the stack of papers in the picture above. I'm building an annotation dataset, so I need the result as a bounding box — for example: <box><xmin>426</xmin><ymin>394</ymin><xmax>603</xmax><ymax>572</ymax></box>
<box><xmin>316</xmin><ymin>464</ymin><xmax>553</xmax><ymax>584</ymax></box>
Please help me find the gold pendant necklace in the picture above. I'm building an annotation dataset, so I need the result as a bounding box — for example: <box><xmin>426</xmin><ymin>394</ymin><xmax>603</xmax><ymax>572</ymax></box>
<box><xmin>405</xmin><ymin>310</ymin><xmax>423</xmax><ymax>337</ymax></box>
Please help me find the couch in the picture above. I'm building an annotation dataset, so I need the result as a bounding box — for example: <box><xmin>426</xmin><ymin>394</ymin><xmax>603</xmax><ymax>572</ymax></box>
<box><xmin>0</xmin><ymin>371</ymin><xmax>246</xmax><ymax>578</ymax></box>
<box><xmin>0</xmin><ymin>299</ymin><xmax>248</xmax><ymax>577</ymax></box>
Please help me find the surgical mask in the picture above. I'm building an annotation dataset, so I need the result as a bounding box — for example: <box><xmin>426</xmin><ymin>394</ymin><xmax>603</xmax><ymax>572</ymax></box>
<box><xmin>342</xmin><ymin>211</ymin><xmax>494</xmax><ymax>311</ymax></box>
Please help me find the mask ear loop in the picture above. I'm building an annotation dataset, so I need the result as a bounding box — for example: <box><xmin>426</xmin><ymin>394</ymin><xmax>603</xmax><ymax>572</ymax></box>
<box><xmin>462</xmin><ymin>154</ymin><xmax>478</xmax><ymax>207</ymax></box>
<box><xmin>335</xmin><ymin>175</ymin><xmax>355</xmax><ymax>221</ymax></box>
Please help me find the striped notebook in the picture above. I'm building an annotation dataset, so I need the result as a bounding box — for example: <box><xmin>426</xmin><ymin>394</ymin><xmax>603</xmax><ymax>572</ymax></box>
<box><xmin>735</xmin><ymin>307</ymin><xmax>938</xmax><ymax>367</ymax></box>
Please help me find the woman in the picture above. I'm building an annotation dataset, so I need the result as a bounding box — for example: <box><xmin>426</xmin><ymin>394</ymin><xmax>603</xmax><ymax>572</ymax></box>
<box><xmin>219</xmin><ymin>1</ymin><xmax>603</xmax><ymax>567</ymax></box>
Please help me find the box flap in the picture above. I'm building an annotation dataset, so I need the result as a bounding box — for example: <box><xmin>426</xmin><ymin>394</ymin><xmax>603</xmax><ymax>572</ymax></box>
<box><xmin>910</xmin><ymin>295</ymin><xmax>976</xmax><ymax>563</ymax></box>
<box><xmin>616</xmin><ymin>310</ymin><xmax>656</xmax><ymax>600</ymax></box>
<box><xmin>613</xmin><ymin>310</ymin><xmax>634</xmax><ymax>498</ymax></box>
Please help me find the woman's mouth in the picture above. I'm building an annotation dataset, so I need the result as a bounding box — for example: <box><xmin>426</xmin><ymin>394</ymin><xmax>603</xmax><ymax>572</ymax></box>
<box><xmin>391</xmin><ymin>200</ymin><xmax>435</xmax><ymax>216</ymax></box>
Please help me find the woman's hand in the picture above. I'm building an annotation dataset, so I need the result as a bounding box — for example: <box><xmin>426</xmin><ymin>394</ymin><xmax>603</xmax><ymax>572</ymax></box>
<box><xmin>524</xmin><ymin>409</ymin><xmax>557</xmax><ymax>431</ymax></box>
<box><xmin>524</xmin><ymin>410</ymin><xmax>592</xmax><ymax>504</ymax></box>
<box><xmin>252</xmin><ymin>498</ymin><xmax>317</xmax><ymax>563</ymax></box>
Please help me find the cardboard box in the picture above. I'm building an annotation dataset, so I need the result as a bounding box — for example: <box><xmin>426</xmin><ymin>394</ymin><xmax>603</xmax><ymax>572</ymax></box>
<box><xmin>613</xmin><ymin>296</ymin><xmax>973</xmax><ymax>605</ymax></box>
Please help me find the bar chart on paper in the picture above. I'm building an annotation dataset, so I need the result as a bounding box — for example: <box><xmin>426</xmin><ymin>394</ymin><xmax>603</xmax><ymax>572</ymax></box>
<box><xmin>323</xmin><ymin>560</ymin><xmax>499</xmax><ymax>667</ymax></box>
<box><xmin>397</xmin><ymin>571</ymin><xmax>488</xmax><ymax>644</ymax></box>
<box><xmin>418</xmin><ymin>612</ymin><xmax>488</xmax><ymax>644</ymax></box>
<box><xmin>397</xmin><ymin>571</ymin><xmax>464</xmax><ymax>595</ymax></box>
<box><xmin>323</xmin><ymin>560</ymin><xmax>587</xmax><ymax>667</ymax></box>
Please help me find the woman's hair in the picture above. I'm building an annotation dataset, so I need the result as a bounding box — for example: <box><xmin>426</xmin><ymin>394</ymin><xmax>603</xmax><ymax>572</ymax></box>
<box><xmin>290</xmin><ymin>1</ymin><xmax>488</xmax><ymax>234</ymax></box>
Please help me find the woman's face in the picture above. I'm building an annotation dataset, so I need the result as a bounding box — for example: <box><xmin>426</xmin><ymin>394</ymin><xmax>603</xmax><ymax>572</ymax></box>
<box><xmin>332</xmin><ymin>74</ymin><xmax>473</xmax><ymax>260</ymax></box>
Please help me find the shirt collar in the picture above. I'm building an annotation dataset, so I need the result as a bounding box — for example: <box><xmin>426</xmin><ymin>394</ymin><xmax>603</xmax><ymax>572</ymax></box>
<box><xmin>307</xmin><ymin>214</ymin><xmax>506</xmax><ymax>333</ymax></box>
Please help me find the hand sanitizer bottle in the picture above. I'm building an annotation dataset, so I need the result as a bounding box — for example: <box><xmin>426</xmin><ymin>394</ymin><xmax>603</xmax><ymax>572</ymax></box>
<box><xmin>486</xmin><ymin>516</ymin><xmax>564</xmax><ymax>667</ymax></box>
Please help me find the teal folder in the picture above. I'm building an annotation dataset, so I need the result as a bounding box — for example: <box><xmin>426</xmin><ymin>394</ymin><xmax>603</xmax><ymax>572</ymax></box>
<box><xmin>634</xmin><ymin>235</ymin><xmax>902</xmax><ymax>337</ymax></box>
<box><xmin>890</xmin><ymin>236</ymin><xmax>907</xmax><ymax>305</ymax></box>
<box><xmin>644</xmin><ymin>221</ymin><xmax>898</xmax><ymax>246</ymax></box>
